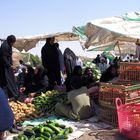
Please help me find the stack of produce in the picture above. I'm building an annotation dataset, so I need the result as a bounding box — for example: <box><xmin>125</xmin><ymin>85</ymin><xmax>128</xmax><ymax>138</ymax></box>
<box><xmin>83</xmin><ymin>61</ymin><xmax>101</xmax><ymax>81</ymax></box>
<box><xmin>119</xmin><ymin>62</ymin><xmax>140</xmax><ymax>82</ymax></box>
<box><xmin>32</xmin><ymin>90</ymin><xmax>67</xmax><ymax>114</ymax></box>
<box><xmin>13</xmin><ymin>120</ymin><xmax>73</xmax><ymax>140</ymax></box>
<box><xmin>9</xmin><ymin>101</ymin><xmax>42</xmax><ymax>122</ymax></box>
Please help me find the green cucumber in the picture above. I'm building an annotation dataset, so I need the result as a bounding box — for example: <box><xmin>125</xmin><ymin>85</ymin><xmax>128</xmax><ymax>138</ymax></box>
<box><xmin>18</xmin><ymin>134</ymin><xmax>29</xmax><ymax>140</ymax></box>
<box><xmin>42</xmin><ymin>127</ymin><xmax>54</xmax><ymax>135</ymax></box>
<box><xmin>42</xmin><ymin>132</ymin><xmax>51</xmax><ymax>137</ymax></box>
<box><xmin>40</xmin><ymin>134</ymin><xmax>50</xmax><ymax>140</ymax></box>
<box><xmin>33</xmin><ymin>128</ymin><xmax>40</xmax><ymax>133</ymax></box>
<box><xmin>24</xmin><ymin>129</ymin><xmax>35</xmax><ymax>137</ymax></box>
<box><xmin>54</xmin><ymin>123</ymin><xmax>66</xmax><ymax>129</ymax></box>
<box><xmin>13</xmin><ymin>136</ymin><xmax>19</xmax><ymax>140</ymax></box>
<box><xmin>29</xmin><ymin>135</ymin><xmax>35</xmax><ymax>140</ymax></box>
<box><xmin>68</xmin><ymin>127</ymin><xmax>73</xmax><ymax>133</ymax></box>
<box><xmin>47</xmin><ymin>124</ymin><xmax>61</xmax><ymax>134</ymax></box>
<box><xmin>53</xmin><ymin>134</ymin><xmax>68</xmax><ymax>140</ymax></box>
<box><xmin>46</xmin><ymin>120</ymin><xmax>54</xmax><ymax>123</ymax></box>
<box><xmin>34</xmin><ymin>137</ymin><xmax>44</xmax><ymax>140</ymax></box>
<box><xmin>63</xmin><ymin>128</ymin><xmax>70</xmax><ymax>135</ymax></box>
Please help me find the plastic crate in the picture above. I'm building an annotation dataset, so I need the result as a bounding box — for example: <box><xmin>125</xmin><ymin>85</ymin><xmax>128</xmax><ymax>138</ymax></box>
<box><xmin>99</xmin><ymin>82</ymin><xmax>140</xmax><ymax>108</ymax></box>
<box><xmin>119</xmin><ymin>62</ymin><xmax>140</xmax><ymax>82</ymax></box>
<box><xmin>116</xmin><ymin>98</ymin><xmax>140</xmax><ymax>140</ymax></box>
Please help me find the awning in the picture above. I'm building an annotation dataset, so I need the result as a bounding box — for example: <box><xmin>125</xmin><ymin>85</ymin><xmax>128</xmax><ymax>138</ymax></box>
<box><xmin>0</xmin><ymin>32</ymin><xmax>79</xmax><ymax>51</ymax></box>
<box><xmin>87</xmin><ymin>41</ymin><xmax>136</xmax><ymax>55</ymax></box>
<box><xmin>73</xmin><ymin>12</ymin><xmax>140</xmax><ymax>49</ymax></box>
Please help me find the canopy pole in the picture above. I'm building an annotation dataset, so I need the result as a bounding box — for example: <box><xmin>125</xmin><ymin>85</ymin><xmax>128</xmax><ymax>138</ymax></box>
<box><xmin>116</xmin><ymin>41</ymin><xmax>121</xmax><ymax>57</ymax></box>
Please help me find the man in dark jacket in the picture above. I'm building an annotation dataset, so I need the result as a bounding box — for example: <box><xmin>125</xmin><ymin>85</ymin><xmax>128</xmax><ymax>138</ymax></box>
<box><xmin>0</xmin><ymin>87</ymin><xmax>14</xmax><ymax>138</ymax></box>
<box><xmin>41</xmin><ymin>37</ymin><xmax>61</xmax><ymax>89</ymax></box>
<box><xmin>0</xmin><ymin>35</ymin><xmax>18</xmax><ymax>99</ymax></box>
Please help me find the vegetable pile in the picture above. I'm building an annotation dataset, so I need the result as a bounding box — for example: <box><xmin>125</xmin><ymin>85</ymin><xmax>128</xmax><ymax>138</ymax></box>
<box><xmin>32</xmin><ymin>90</ymin><xmax>67</xmax><ymax>114</ymax></box>
<box><xmin>9</xmin><ymin>101</ymin><xmax>42</xmax><ymax>122</ymax></box>
<box><xmin>13</xmin><ymin>120</ymin><xmax>73</xmax><ymax>140</ymax></box>
<box><xmin>83</xmin><ymin>61</ymin><xmax>101</xmax><ymax>81</ymax></box>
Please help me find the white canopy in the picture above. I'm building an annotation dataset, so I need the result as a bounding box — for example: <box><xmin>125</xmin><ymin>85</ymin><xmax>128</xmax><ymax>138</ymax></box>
<box><xmin>73</xmin><ymin>12</ymin><xmax>140</xmax><ymax>49</ymax></box>
<box><xmin>0</xmin><ymin>32</ymin><xmax>79</xmax><ymax>51</ymax></box>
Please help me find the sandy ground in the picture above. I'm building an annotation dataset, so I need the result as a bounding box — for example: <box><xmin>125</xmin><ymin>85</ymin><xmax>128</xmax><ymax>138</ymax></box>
<box><xmin>77</xmin><ymin>129</ymin><xmax>130</xmax><ymax>140</ymax></box>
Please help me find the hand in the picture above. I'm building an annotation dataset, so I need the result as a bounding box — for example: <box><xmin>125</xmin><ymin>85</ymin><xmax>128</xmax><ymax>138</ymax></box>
<box><xmin>19</xmin><ymin>87</ymin><xmax>26</xmax><ymax>93</ymax></box>
<box><xmin>29</xmin><ymin>92</ymin><xmax>37</xmax><ymax>98</ymax></box>
<box><xmin>11</xmin><ymin>65</ymin><xmax>16</xmax><ymax>69</ymax></box>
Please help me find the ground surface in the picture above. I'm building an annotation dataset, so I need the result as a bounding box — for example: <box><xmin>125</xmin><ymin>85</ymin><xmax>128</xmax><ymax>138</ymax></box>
<box><xmin>77</xmin><ymin>129</ymin><xmax>130</xmax><ymax>140</ymax></box>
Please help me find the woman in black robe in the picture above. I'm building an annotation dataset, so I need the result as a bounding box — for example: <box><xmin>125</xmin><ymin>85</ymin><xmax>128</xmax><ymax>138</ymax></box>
<box><xmin>41</xmin><ymin>37</ymin><xmax>61</xmax><ymax>89</ymax></box>
<box><xmin>63</xmin><ymin>48</ymin><xmax>77</xmax><ymax>76</ymax></box>
<box><xmin>0</xmin><ymin>35</ymin><xmax>18</xmax><ymax>99</ymax></box>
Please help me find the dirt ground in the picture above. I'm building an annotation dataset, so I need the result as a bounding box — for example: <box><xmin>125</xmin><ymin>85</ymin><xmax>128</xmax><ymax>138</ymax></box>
<box><xmin>77</xmin><ymin>129</ymin><xmax>130</xmax><ymax>140</ymax></box>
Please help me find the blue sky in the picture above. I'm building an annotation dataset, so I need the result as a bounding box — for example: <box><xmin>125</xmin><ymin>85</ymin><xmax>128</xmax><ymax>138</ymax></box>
<box><xmin>0</xmin><ymin>0</ymin><xmax>139</xmax><ymax>57</ymax></box>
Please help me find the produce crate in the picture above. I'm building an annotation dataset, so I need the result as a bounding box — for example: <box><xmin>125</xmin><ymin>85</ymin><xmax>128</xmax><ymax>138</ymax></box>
<box><xmin>119</xmin><ymin>62</ymin><xmax>140</xmax><ymax>82</ymax></box>
<box><xmin>100</xmin><ymin>105</ymin><xmax>118</xmax><ymax>125</ymax></box>
<box><xmin>99</xmin><ymin>82</ymin><xmax>140</xmax><ymax>108</ymax></box>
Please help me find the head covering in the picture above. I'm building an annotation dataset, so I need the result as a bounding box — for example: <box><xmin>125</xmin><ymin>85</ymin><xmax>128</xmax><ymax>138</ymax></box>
<box><xmin>6</xmin><ymin>35</ymin><xmax>16</xmax><ymax>44</ymax></box>
<box><xmin>136</xmin><ymin>39</ymin><xmax>140</xmax><ymax>45</ymax></box>
<box><xmin>46</xmin><ymin>37</ymin><xmax>52</xmax><ymax>43</ymax></box>
<box><xmin>64</xmin><ymin>48</ymin><xmax>77</xmax><ymax>61</ymax></box>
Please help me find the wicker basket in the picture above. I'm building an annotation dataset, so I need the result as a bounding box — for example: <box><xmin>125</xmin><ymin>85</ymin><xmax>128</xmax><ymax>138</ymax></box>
<box><xmin>119</xmin><ymin>62</ymin><xmax>140</xmax><ymax>82</ymax></box>
<box><xmin>100</xmin><ymin>105</ymin><xmax>118</xmax><ymax>125</ymax></box>
<box><xmin>99</xmin><ymin>82</ymin><xmax>140</xmax><ymax>108</ymax></box>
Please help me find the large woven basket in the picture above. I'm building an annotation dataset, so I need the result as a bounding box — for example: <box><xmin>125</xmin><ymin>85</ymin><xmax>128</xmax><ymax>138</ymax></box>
<box><xmin>119</xmin><ymin>62</ymin><xmax>140</xmax><ymax>82</ymax></box>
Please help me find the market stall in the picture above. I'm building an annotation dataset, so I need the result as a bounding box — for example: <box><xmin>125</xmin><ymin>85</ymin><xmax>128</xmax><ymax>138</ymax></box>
<box><xmin>0</xmin><ymin>32</ymin><xmax>79</xmax><ymax>51</ymax></box>
<box><xmin>73</xmin><ymin>12</ymin><xmax>140</xmax><ymax>139</ymax></box>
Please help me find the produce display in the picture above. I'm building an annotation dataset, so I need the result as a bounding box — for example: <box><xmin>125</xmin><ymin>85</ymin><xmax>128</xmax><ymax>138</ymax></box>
<box><xmin>83</xmin><ymin>61</ymin><xmax>101</xmax><ymax>81</ymax></box>
<box><xmin>119</xmin><ymin>62</ymin><xmax>140</xmax><ymax>81</ymax></box>
<box><xmin>9</xmin><ymin>101</ymin><xmax>42</xmax><ymax>122</ymax></box>
<box><xmin>32</xmin><ymin>90</ymin><xmax>67</xmax><ymax>114</ymax></box>
<box><xmin>13</xmin><ymin>120</ymin><xmax>73</xmax><ymax>140</ymax></box>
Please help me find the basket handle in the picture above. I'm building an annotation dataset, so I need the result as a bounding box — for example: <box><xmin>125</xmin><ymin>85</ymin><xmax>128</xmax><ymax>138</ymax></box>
<box><xmin>115</xmin><ymin>98</ymin><xmax>122</xmax><ymax>110</ymax></box>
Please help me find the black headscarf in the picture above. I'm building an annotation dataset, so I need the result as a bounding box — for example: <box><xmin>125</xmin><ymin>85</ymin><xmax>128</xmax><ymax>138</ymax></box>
<box><xmin>64</xmin><ymin>48</ymin><xmax>77</xmax><ymax>61</ymax></box>
<box><xmin>6</xmin><ymin>35</ymin><xmax>16</xmax><ymax>45</ymax></box>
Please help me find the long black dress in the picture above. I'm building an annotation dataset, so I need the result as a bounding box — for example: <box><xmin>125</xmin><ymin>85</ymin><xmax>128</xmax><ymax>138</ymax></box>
<box><xmin>0</xmin><ymin>41</ymin><xmax>18</xmax><ymax>98</ymax></box>
<box><xmin>41</xmin><ymin>42</ymin><xmax>61</xmax><ymax>88</ymax></box>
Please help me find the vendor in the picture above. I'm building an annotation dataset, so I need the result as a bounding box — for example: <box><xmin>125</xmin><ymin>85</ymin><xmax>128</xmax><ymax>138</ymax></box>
<box><xmin>0</xmin><ymin>87</ymin><xmax>14</xmax><ymax>139</ymax></box>
<box><xmin>100</xmin><ymin>64</ymin><xmax>119</xmax><ymax>82</ymax></box>
<box><xmin>55</xmin><ymin>77</ymin><xmax>98</xmax><ymax>120</ymax></box>
<box><xmin>83</xmin><ymin>67</ymin><xmax>100</xmax><ymax>105</ymax></box>
<box><xmin>65</xmin><ymin>65</ymin><xmax>82</xmax><ymax>92</ymax></box>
